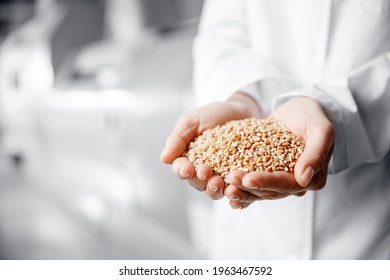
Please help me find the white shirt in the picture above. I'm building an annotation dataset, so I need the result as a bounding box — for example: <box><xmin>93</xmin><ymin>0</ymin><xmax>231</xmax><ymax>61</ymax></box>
<box><xmin>194</xmin><ymin>0</ymin><xmax>390</xmax><ymax>259</ymax></box>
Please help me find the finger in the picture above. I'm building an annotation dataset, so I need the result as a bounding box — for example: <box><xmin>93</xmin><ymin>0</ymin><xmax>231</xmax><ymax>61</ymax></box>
<box><xmin>189</xmin><ymin>164</ymin><xmax>213</xmax><ymax>191</ymax></box>
<box><xmin>224</xmin><ymin>170</ymin><xmax>247</xmax><ymax>186</ymax></box>
<box><xmin>241</xmin><ymin>171</ymin><xmax>300</xmax><ymax>192</ymax></box>
<box><xmin>294</xmin><ymin>191</ymin><xmax>307</xmax><ymax>197</ymax></box>
<box><xmin>229</xmin><ymin>200</ymin><xmax>251</xmax><ymax>209</ymax></box>
<box><xmin>161</xmin><ymin>114</ymin><xmax>199</xmax><ymax>164</ymax></box>
<box><xmin>311</xmin><ymin>145</ymin><xmax>332</xmax><ymax>190</ymax></box>
<box><xmin>243</xmin><ymin>189</ymin><xmax>283</xmax><ymax>200</ymax></box>
<box><xmin>172</xmin><ymin>157</ymin><xmax>195</xmax><ymax>179</ymax></box>
<box><xmin>188</xmin><ymin>177</ymin><xmax>207</xmax><ymax>191</ymax></box>
<box><xmin>205</xmin><ymin>175</ymin><xmax>225</xmax><ymax>199</ymax></box>
<box><xmin>257</xmin><ymin>192</ymin><xmax>289</xmax><ymax>200</ymax></box>
<box><xmin>295</xmin><ymin>121</ymin><xmax>335</xmax><ymax>187</ymax></box>
<box><xmin>224</xmin><ymin>184</ymin><xmax>261</xmax><ymax>203</ymax></box>
<box><xmin>302</xmin><ymin>144</ymin><xmax>333</xmax><ymax>192</ymax></box>
<box><xmin>196</xmin><ymin>164</ymin><xmax>213</xmax><ymax>181</ymax></box>
<box><xmin>229</xmin><ymin>180</ymin><xmax>291</xmax><ymax>200</ymax></box>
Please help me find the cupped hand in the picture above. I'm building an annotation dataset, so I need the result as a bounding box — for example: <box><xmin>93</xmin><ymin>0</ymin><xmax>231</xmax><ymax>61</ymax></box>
<box><xmin>161</xmin><ymin>92</ymin><xmax>262</xmax><ymax>199</ymax></box>
<box><xmin>224</xmin><ymin>97</ymin><xmax>335</xmax><ymax>209</ymax></box>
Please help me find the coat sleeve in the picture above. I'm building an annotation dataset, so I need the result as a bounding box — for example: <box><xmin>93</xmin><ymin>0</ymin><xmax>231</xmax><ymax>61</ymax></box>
<box><xmin>193</xmin><ymin>0</ymin><xmax>298</xmax><ymax>110</ymax></box>
<box><xmin>272</xmin><ymin>52</ymin><xmax>390</xmax><ymax>173</ymax></box>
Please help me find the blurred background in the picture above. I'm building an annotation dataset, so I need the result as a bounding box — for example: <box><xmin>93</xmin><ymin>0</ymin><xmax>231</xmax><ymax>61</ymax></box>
<box><xmin>0</xmin><ymin>0</ymin><xmax>213</xmax><ymax>259</ymax></box>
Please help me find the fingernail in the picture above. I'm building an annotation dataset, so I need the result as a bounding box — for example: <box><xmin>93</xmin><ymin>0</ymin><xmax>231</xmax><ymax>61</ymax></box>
<box><xmin>301</xmin><ymin>166</ymin><xmax>314</xmax><ymax>187</ymax></box>
<box><xmin>233</xmin><ymin>204</ymin><xmax>243</xmax><ymax>210</ymax></box>
<box><xmin>228</xmin><ymin>195</ymin><xmax>240</xmax><ymax>201</ymax></box>
<box><xmin>179</xmin><ymin>168</ymin><xmax>190</xmax><ymax>178</ymax></box>
<box><xmin>198</xmin><ymin>174</ymin><xmax>207</xmax><ymax>181</ymax></box>
<box><xmin>225</xmin><ymin>177</ymin><xmax>240</xmax><ymax>186</ymax></box>
<box><xmin>160</xmin><ymin>148</ymin><xmax>167</xmax><ymax>160</ymax></box>
<box><xmin>210</xmin><ymin>184</ymin><xmax>219</xmax><ymax>192</ymax></box>
<box><xmin>245</xmin><ymin>185</ymin><xmax>257</xmax><ymax>189</ymax></box>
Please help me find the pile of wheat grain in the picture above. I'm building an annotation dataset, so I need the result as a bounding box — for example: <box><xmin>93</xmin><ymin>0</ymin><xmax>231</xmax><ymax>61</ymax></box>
<box><xmin>183</xmin><ymin>118</ymin><xmax>304</xmax><ymax>178</ymax></box>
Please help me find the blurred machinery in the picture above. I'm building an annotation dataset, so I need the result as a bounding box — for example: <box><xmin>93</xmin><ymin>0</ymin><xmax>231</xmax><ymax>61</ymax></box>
<box><xmin>0</xmin><ymin>0</ymin><xmax>208</xmax><ymax>259</ymax></box>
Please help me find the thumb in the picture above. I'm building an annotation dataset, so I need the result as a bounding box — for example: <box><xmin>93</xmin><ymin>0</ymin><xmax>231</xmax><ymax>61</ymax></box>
<box><xmin>160</xmin><ymin>113</ymin><xmax>199</xmax><ymax>164</ymax></box>
<box><xmin>294</xmin><ymin>122</ymin><xmax>334</xmax><ymax>187</ymax></box>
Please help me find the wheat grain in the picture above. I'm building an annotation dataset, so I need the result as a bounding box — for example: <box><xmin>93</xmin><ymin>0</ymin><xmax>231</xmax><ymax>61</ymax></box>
<box><xmin>183</xmin><ymin>118</ymin><xmax>304</xmax><ymax>179</ymax></box>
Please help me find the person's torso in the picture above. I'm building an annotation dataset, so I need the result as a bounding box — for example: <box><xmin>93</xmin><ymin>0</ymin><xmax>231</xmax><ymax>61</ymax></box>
<box><xmin>245</xmin><ymin>0</ymin><xmax>390</xmax><ymax>85</ymax></box>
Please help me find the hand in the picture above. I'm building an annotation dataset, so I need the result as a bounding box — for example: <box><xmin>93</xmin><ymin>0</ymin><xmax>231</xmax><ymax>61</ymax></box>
<box><xmin>224</xmin><ymin>97</ymin><xmax>335</xmax><ymax>209</ymax></box>
<box><xmin>161</xmin><ymin>92</ymin><xmax>262</xmax><ymax>199</ymax></box>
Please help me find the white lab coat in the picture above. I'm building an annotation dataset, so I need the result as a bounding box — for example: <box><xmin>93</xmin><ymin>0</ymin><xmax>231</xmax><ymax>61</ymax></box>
<box><xmin>194</xmin><ymin>0</ymin><xmax>390</xmax><ymax>259</ymax></box>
